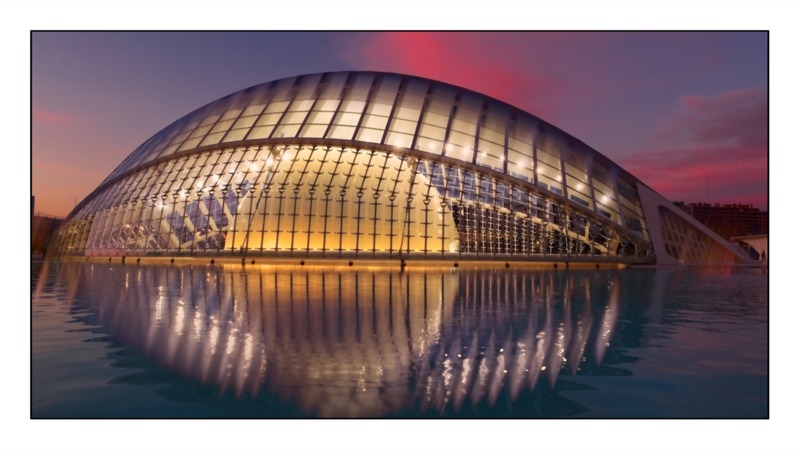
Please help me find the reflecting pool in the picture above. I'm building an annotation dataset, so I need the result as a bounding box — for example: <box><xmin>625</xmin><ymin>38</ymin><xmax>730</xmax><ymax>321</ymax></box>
<box><xmin>31</xmin><ymin>260</ymin><xmax>767</xmax><ymax>418</ymax></box>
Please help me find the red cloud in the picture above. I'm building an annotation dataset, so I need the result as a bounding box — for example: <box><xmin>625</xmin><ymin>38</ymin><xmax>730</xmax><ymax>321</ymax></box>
<box><xmin>655</xmin><ymin>88</ymin><xmax>767</xmax><ymax>148</ymax></box>
<box><xmin>338</xmin><ymin>34</ymin><xmax>768</xmax><ymax>210</ymax></box>
<box><xmin>33</xmin><ymin>107</ymin><xmax>70</xmax><ymax>124</ymax></box>
<box><xmin>336</xmin><ymin>32</ymin><xmax>568</xmax><ymax>119</ymax></box>
<box><xmin>620</xmin><ymin>144</ymin><xmax>767</xmax><ymax>208</ymax></box>
<box><xmin>634</xmin><ymin>88</ymin><xmax>768</xmax><ymax>209</ymax></box>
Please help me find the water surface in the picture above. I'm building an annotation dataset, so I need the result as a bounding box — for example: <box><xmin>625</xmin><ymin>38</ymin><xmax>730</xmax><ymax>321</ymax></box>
<box><xmin>31</xmin><ymin>260</ymin><xmax>767</xmax><ymax>418</ymax></box>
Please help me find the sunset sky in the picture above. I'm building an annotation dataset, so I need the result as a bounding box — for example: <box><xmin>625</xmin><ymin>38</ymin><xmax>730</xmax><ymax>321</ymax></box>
<box><xmin>32</xmin><ymin>31</ymin><xmax>768</xmax><ymax>217</ymax></box>
<box><xmin>11</xmin><ymin>1</ymin><xmax>800</xmax><ymax>448</ymax></box>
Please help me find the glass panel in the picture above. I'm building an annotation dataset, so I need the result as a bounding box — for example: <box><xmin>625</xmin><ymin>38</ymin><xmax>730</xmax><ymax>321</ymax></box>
<box><xmin>221</xmin><ymin>128</ymin><xmax>248</xmax><ymax>143</ymax></box>
<box><xmin>199</xmin><ymin>113</ymin><xmax>221</xmax><ymax>126</ymax></box>
<box><xmin>334</xmin><ymin>112</ymin><xmax>361</xmax><ymax>126</ymax></box>
<box><xmin>361</xmin><ymin>114</ymin><xmax>389</xmax><ymax>130</ymax></box>
<box><xmin>401</xmin><ymin>78</ymin><xmax>428</xmax><ymax>106</ymax></box>
<box><xmin>265</xmin><ymin>101</ymin><xmax>290</xmax><ymax>114</ymax></box>
<box><xmin>280</xmin><ymin>111</ymin><xmax>308</xmax><ymax>124</ymax></box>
<box><xmin>255</xmin><ymin>113</ymin><xmax>282</xmax><ymax>127</ymax></box>
<box><xmin>189</xmin><ymin>125</ymin><xmax>211</xmax><ymax>139</ymax></box>
<box><xmin>476</xmin><ymin>141</ymin><xmax>503</xmax><ymax>170</ymax></box>
<box><xmin>319</xmin><ymin>72</ymin><xmax>348</xmax><ymax>99</ymax></box>
<box><xmin>288</xmin><ymin>99</ymin><xmax>314</xmax><ymax>112</ymax></box>
<box><xmin>328</xmin><ymin>125</ymin><xmax>355</xmax><ymax>140</ymax></box>
<box><xmin>395</xmin><ymin>106</ymin><xmax>421</xmax><ymax>121</ymax></box>
<box><xmin>462</xmin><ymin>171</ymin><xmax>477</xmax><ymax>201</ymax></box>
<box><xmin>348</xmin><ymin>72</ymin><xmax>375</xmax><ymax>100</ymax></box>
<box><xmin>300</xmin><ymin>124</ymin><xmax>329</xmax><ymax>138</ymax></box>
<box><xmin>447</xmin><ymin>131</ymin><xmax>474</xmax><ymax>152</ymax></box>
<box><xmin>568</xmin><ymin>188</ymin><xmax>591</xmax><ymax>208</ymax></box>
<box><xmin>247</xmin><ymin>126</ymin><xmax>274</xmax><ymax>139</ymax></box>
<box><xmin>210</xmin><ymin>119</ymin><xmax>235</xmax><ymax>134</ymax></box>
<box><xmin>220</xmin><ymin>108</ymin><xmax>242</xmax><ymax>121</ymax></box>
<box><xmin>537</xmin><ymin>147</ymin><xmax>560</xmax><ymax>167</ymax></box>
<box><xmin>388</xmin><ymin>118</ymin><xmax>416</xmax><ymax>135</ymax></box>
<box><xmin>418</xmin><ymin>123</ymin><xmax>446</xmax><ymax>141</ymax></box>
<box><xmin>450</xmin><ymin>118</ymin><xmax>477</xmax><ymax>135</ymax></box>
<box><xmin>340</xmin><ymin>100</ymin><xmax>366</xmax><ymax>114</ymax></box>
<box><xmin>592</xmin><ymin>177</ymin><xmax>615</xmax><ymax>195</ymax></box>
<box><xmin>385</xmin><ymin>131</ymin><xmax>412</xmax><ymax>148</ymax></box>
<box><xmin>271</xmin><ymin>78</ymin><xmax>297</xmax><ymax>101</ymax></box>
<box><xmin>446</xmin><ymin>167</ymin><xmax>460</xmax><ymax>199</ymax></box>
<box><xmin>231</xmin><ymin>115</ymin><xmax>257</xmax><ymax>130</ymax></box>
<box><xmin>428</xmin><ymin>84</ymin><xmax>456</xmax><ymax>116</ymax></box>
<box><xmin>178</xmin><ymin>137</ymin><xmax>203</xmax><ymax>152</ymax></box>
<box><xmin>478</xmin><ymin>138</ymin><xmax>504</xmax><ymax>158</ymax></box>
<box><xmin>364</xmin><ymin>102</ymin><xmax>392</xmax><ymax>117</ymax></box>
<box><xmin>617</xmin><ymin>180</ymin><xmax>639</xmax><ymax>203</ymax></box>
<box><xmin>372</xmin><ymin>75</ymin><xmax>401</xmax><ymax>104</ymax></box>
<box><xmin>296</xmin><ymin>73</ymin><xmax>322</xmax><ymax>98</ymax></box>
<box><xmin>479</xmin><ymin>128</ymin><xmax>505</xmax><ymax>146</ymax></box>
<box><xmin>566</xmin><ymin>175</ymin><xmax>588</xmax><ymax>193</ymax></box>
<box><xmin>315</xmin><ymin>99</ymin><xmax>340</xmax><ymax>111</ymax></box>
<box><xmin>272</xmin><ymin>123</ymin><xmax>300</xmax><ymax>138</ymax></box>
<box><xmin>417</xmin><ymin>137</ymin><xmax>443</xmax><ymax>154</ymax></box>
<box><xmin>507</xmin><ymin>149</ymin><xmax>533</xmax><ymax>182</ymax></box>
<box><xmin>422</xmin><ymin>111</ymin><xmax>449</xmax><ymax>128</ymax></box>
<box><xmin>241</xmin><ymin>104</ymin><xmax>265</xmax><ymax>117</ymax></box>
<box><xmin>538</xmin><ymin>174</ymin><xmax>563</xmax><ymax>196</ymax></box>
<box><xmin>307</xmin><ymin>111</ymin><xmax>334</xmax><ymax>124</ymax></box>
<box><xmin>355</xmin><ymin>127</ymin><xmax>383</xmax><ymax>143</ymax></box>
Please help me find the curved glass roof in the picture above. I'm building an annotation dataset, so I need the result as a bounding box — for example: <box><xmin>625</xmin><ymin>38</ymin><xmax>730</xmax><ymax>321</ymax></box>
<box><xmin>107</xmin><ymin>73</ymin><xmax>634</xmax><ymax>182</ymax></box>
<box><xmin>85</xmin><ymin>72</ymin><xmax>650</xmax><ymax>237</ymax></box>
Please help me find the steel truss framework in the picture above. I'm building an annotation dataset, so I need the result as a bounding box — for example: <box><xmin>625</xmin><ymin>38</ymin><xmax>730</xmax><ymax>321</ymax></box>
<box><xmin>54</xmin><ymin>142</ymin><xmax>652</xmax><ymax>260</ymax></box>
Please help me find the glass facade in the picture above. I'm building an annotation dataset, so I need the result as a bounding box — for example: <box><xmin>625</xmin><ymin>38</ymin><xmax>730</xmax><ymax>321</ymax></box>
<box><xmin>52</xmin><ymin>71</ymin><xmax>689</xmax><ymax>262</ymax></box>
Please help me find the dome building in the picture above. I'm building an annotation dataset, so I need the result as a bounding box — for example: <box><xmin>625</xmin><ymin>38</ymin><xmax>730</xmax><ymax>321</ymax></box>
<box><xmin>50</xmin><ymin>71</ymin><xmax>749</xmax><ymax>264</ymax></box>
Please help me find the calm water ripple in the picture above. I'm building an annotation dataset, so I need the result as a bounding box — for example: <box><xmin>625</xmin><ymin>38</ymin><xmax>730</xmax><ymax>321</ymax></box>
<box><xmin>31</xmin><ymin>259</ymin><xmax>767</xmax><ymax>418</ymax></box>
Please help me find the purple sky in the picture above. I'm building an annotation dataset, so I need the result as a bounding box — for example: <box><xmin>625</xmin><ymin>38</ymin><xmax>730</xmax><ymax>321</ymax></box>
<box><xmin>12</xmin><ymin>2</ymin><xmax>798</xmax><ymax>445</ymax></box>
<box><xmin>32</xmin><ymin>31</ymin><xmax>767</xmax><ymax>217</ymax></box>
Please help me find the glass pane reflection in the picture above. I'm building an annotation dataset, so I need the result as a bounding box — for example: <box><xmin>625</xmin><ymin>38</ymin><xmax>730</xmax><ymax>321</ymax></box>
<box><xmin>33</xmin><ymin>262</ymin><xmax>766</xmax><ymax>417</ymax></box>
<box><xmin>34</xmin><ymin>261</ymin><xmax>653</xmax><ymax>418</ymax></box>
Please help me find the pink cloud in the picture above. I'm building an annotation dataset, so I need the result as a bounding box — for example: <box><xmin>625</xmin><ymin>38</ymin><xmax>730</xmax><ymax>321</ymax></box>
<box><xmin>639</xmin><ymin>88</ymin><xmax>768</xmax><ymax>208</ymax></box>
<box><xmin>655</xmin><ymin>88</ymin><xmax>767</xmax><ymax>148</ymax></box>
<box><xmin>337</xmin><ymin>33</ymin><xmax>768</xmax><ymax>210</ymax></box>
<box><xmin>620</xmin><ymin>143</ymin><xmax>767</xmax><ymax>208</ymax></box>
<box><xmin>33</xmin><ymin>107</ymin><xmax>70</xmax><ymax>124</ymax></box>
<box><xmin>336</xmin><ymin>32</ymin><xmax>574</xmax><ymax>120</ymax></box>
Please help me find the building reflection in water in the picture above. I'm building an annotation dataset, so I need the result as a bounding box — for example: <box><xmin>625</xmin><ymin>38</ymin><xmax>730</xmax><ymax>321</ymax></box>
<box><xmin>38</xmin><ymin>262</ymin><xmax>624</xmax><ymax>417</ymax></box>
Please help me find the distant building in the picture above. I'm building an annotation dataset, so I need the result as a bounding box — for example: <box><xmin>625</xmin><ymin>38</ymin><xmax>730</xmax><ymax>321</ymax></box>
<box><xmin>674</xmin><ymin>202</ymin><xmax>768</xmax><ymax>240</ymax></box>
<box><xmin>32</xmin><ymin>214</ymin><xmax>64</xmax><ymax>255</ymax></box>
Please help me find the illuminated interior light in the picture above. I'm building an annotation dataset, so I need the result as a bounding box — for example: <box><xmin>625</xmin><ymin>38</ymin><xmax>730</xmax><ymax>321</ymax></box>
<box><xmin>51</xmin><ymin>71</ymin><xmax>727</xmax><ymax>264</ymax></box>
